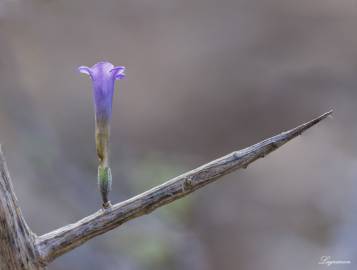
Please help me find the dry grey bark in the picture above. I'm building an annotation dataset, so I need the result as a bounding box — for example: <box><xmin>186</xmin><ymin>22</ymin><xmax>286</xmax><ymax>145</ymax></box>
<box><xmin>0</xmin><ymin>145</ymin><xmax>42</xmax><ymax>270</ymax></box>
<box><xmin>0</xmin><ymin>111</ymin><xmax>332</xmax><ymax>269</ymax></box>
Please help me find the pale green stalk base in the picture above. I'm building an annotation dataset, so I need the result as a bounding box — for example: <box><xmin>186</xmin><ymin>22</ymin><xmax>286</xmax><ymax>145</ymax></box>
<box><xmin>98</xmin><ymin>166</ymin><xmax>112</xmax><ymax>208</ymax></box>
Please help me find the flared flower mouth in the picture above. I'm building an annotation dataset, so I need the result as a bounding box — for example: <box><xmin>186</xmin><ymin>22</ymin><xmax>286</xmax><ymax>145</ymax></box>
<box><xmin>78</xmin><ymin>61</ymin><xmax>125</xmax><ymax>120</ymax></box>
<box><xmin>79</xmin><ymin>61</ymin><xmax>125</xmax><ymax>82</ymax></box>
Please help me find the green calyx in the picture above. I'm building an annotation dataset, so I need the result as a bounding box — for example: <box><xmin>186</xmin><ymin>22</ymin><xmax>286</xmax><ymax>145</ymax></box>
<box><xmin>98</xmin><ymin>166</ymin><xmax>112</xmax><ymax>208</ymax></box>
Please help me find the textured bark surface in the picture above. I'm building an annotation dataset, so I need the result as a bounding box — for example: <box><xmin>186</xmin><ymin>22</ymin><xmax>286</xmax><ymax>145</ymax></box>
<box><xmin>0</xmin><ymin>111</ymin><xmax>332</xmax><ymax>269</ymax></box>
<box><xmin>35</xmin><ymin>110</ymin><xmax>333</xmax><ymax>265</ymax></box>
<box><xmin>0</xmin><ymin>146</ymin><xmax>42</xmax><ymax>270</ymax></box>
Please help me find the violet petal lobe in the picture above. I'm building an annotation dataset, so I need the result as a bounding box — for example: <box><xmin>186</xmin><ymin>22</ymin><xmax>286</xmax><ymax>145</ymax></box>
<box><xmin>78</xmin><ymin>61</ymin><xmax>126</xmax><ymax>123</ymax></box>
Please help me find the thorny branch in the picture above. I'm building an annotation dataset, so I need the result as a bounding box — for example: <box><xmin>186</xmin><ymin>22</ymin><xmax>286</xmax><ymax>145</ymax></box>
<box><xmin>0</xmin><ymin>110</ymin><xmax>332</xmax><ymax>269</ymax></box>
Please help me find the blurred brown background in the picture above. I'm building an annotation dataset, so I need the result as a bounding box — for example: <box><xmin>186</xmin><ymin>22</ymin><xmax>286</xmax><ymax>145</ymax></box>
<box><xmin>0</xmin><ymin>0</ymin><xmax>356</xmax><ymax>269</ymax></box>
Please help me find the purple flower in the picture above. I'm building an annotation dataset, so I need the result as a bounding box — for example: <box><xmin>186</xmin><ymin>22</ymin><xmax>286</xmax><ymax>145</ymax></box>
<box><xmin>79</xmin><ymin>61</ymin><xmax>125</xmax><ymax>208</ymax></box>
<box><xmin>79</xmin><ymin>62</ymin><xmax>125</xmax><ymax>127</ymax></box>
<box><xmin>79</xmin><ymin>61</ymin><xmax>125</xmax><ymax>166</ymax></box>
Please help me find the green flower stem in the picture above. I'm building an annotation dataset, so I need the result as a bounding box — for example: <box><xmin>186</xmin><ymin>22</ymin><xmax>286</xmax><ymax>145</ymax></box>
<box><xmin>98</xmin><ymin>165</ymin><xmax>112</xmax><ymax>208</ymax></box>
<box><xmin>95</xmin><ymin>121</ymin><xmax>110</xmax><ymax>166</ymax></box>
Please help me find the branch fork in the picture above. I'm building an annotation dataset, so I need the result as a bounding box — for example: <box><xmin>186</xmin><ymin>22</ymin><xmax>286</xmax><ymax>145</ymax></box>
<box><xmin>0</xmin><ymin>110</ymin><xmax>333</xmax><ymax>269</ymax></box>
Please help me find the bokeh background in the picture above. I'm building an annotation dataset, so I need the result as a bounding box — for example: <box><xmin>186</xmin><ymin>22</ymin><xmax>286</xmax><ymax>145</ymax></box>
<box><xmin>0</xmin><ymin>0</ymin><xmax>356</xmax><ymax>269</ymax></box>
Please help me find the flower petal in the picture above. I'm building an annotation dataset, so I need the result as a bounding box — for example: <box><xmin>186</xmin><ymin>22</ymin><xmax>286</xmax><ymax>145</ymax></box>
<box><xmin>78</xmin><ymin>66</ymin><xmax>93</xmax><ymax>78</ymax></box>
<box><xmin>92</xmin><ymin>61</ymin><xmax>114</xmax><ymax>72</ymax></box>
<box><xmin>111</xmin><ymin>66</ymin><xmax>126</xmax><ymax>80</ymax></box>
